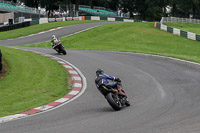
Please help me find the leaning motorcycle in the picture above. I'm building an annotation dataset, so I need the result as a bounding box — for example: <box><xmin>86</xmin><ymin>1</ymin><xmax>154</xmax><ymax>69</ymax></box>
<box><xmin>53</xmin><ymin>40</ymin><xmax>67</xmax><ymax>55</ymax></box>
<box><xmin>100</xmin><ymin>80</ymin><xmax>130</xmax><ymax>111</ymax></box>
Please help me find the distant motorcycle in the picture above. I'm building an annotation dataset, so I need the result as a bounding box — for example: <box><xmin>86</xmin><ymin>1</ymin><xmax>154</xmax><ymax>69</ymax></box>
<box><xmin>52</xmin><ymin>40</ymin><xmax>67</xmax><ymax>55</ymax></box>
<box><xmin>99</xmin><ymin>80</ymin><xmax>130</xmax><ymax>111</ymax></box>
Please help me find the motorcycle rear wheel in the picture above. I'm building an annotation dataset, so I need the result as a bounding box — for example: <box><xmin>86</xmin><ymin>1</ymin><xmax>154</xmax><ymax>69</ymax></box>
<box><xmin>106</xmin><ymin>93</ymin><xmax>122</xmax><ymax>111</ymax></box>
<box><xmin>61</xmin><ymin>47</ymin><xmax>67</xmax><ymax>55</ymax></box>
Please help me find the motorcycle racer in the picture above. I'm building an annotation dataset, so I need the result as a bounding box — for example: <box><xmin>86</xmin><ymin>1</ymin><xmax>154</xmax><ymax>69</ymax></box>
<box><xmin>95</xmin><ymin>68</ymin><xmax>129</xmax><ymax>105</ymax></box>
<box><xmin>51</xmin><ymin>35</ymin><xmax>60</xmax><ymax>49</ymax></box>
<box><xmin>50</xmin><ymin>35</ymin><xmax>67</xmax><ymax>55</ymax></box>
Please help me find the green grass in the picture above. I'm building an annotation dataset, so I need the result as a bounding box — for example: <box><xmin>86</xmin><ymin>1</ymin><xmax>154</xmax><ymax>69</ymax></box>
<box><xmin>0</xmin><ymin>46</ymin><xmax>68</xmax><ymax>117</ymax></box>
<box><xmin>25</xmin><ymin>22</ymin><xmax>200</xmax><ymax>63</ymax></box>
<box><xmin>0</xmin><ymin>20</ymin><xmax>105</xmax><ymax>40</ymax></box>
<box><xmin>165</xmin><ymin>22</ymin><xmax>200</xmax><ymax>34</ymax></box>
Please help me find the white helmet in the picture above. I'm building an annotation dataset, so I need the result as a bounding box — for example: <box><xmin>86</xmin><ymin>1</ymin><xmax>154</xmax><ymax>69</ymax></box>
<box><xmin>52</xmin><ymin>35</ymin><xmax>56</xmax><ymax>39</ymax></box>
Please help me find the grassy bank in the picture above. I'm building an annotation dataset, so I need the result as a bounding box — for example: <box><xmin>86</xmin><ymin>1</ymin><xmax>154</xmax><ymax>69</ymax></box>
<box><xmin>0</xmin><ymin>46</ymin><xmax>68</xmax><ymax>117</ymax></box>
<box><xmin>0</xmin><ymin>60</ymin><xmax>9</xmax><ymax>80</ymax></box>
<box><xmin>25</xmin><ymin>22</ymin><xmax>200</xmax><ymax>63</ymax></box>
<box><xmin>0</xmin><ymin>20</ymin><xmax>104</xmax><ymax>40</ymax></box>
<box><xmin>165</xmin><ymin>22</ymin><xmax>200</xmax><ymax>34</ymax></box>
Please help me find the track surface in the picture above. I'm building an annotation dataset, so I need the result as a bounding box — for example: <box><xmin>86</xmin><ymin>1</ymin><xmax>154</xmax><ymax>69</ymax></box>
<box><xmin>1</xmin><ymin>22</ymin><xmax>200</xmax><ymax>133</ymax></box>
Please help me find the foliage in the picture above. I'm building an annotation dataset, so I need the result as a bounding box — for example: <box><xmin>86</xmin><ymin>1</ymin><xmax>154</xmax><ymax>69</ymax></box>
<box><xmin>0</xmin><ymin>46</ymin><xmax>68</xmax><ymax>117</ymax></box>
<box><xmin>12</xmin><ymin>0</ymin><xmax>200</xmax><ymax>20</ymax></box>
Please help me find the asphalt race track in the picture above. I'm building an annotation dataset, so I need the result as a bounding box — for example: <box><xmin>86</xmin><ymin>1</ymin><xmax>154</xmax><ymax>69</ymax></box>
<box><xmin>0</xmin><ymin>22</ymin><xmax>200</xmax><ymax>133</ymax></box>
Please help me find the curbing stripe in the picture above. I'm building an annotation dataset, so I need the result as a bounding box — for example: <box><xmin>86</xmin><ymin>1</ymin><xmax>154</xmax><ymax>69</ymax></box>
<box><xmin>34</xmin><ymin>105</ymin><xmax>53</xmax><ymax>111</ymax></box>
<box><xmin>73</xmin><ymin>83</ymin><xmax>82</xmax><ymax>88</ymax></box>
<box><xmin>63</xmin><ymin>94</ymin><xmax>75</xmax><ymax>99</ymax></box>
<box><xmin>21</xmin><ymin>109</ymin><xmax>41</xmax><ymax>114</ymax></box>
<box><xmin>0</xmin><ymin>47</ymin><xmax>86</xmax><ymax>123</ymax></box>
<box><xmin>68</xmin><ymin>90</ymin><xmax>80</xmax><ymax>95</ymax></box>
<box><xmin>72</xmin><ymin>76</ymin><xmax>81</xmax><ymax>81</ymax></box>
<box><xmin>71</xmin><ymin>73</ymin><xmax>80</xmax><ymax>77</ymax></box>
<box><xmin>0</xmin><ymin>114</ymin><xmax>27</xmax><ymax>123</ymax></box>
<box><xmin>47</xmin><ymin>102</ymin><xmax>62</xmax><ymax>106</ymax></box>
<box><xmin>73</xmin><ymin>88</ymin><xmax>82</xmax><ymax>91</ymax></box>
<box><xmin>73</xmin><ymin>80</ymin><xmax>82</xmax><ymax>84</ymax></box>
<box><xmin>69</xmin><ymin>70</ymin><xmax>78</xmax><ymax>75</ymax></box>
<box><xmin>57</xmin><ymin>61</ymin><xmax>66</xmax><ymax>64</ymax></box>
<box><xmin>66</xmin><ymin>67</ymin><xmax>74</xmax><ymax>71</ymax></box>
<box><xmin>63</xmin><ymin>65</ymin><xmax>73</xmax><ymax>69</ymax></box>
<box><xmin>55</xmin><ymin>98</ymin><xmax>69</xmax><ymax>103</ymax></box>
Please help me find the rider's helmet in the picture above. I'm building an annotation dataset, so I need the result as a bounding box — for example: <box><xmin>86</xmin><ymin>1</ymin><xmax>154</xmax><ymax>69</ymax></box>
<box><xmin>52</xmin><ymin>35</ymin><xmax>56</xmax><ymax>40</ymax></box>
<box><xmin>96</xmin><ymin>68</ymin><xmax>104</xmax><ymax>76</ymax></box>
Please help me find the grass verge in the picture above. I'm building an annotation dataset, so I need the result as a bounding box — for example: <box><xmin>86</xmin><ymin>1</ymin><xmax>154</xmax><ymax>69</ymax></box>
<box><xmin>165</xmin><ymin>22</ymin><xmax>200</xmax><ymax>34</ymax></box>
<box><xmin>25</xmin><ymin>22</ymin><xmax>200</xmax><ymax>63</ymax></box>
<box><xmin>0</xmin><ymin>20</ymin><xmax>105</xmax><ymax>40</ymax></box>
<box><xmin>0</xmin><ymin>46</ymin><xmax>68</xmax><ymax>117</ymax></box>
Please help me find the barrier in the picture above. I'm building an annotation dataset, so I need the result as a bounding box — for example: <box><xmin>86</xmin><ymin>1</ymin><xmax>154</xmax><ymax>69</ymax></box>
<box><xmin>85</xmin><ymin>16</ymin><xmax>91</xmax><ymax>20</ymax></box>
<box><xmin>154</xmin><ymin>22</ymin><xmax>200</xmax><ymax>42</ymax></box>
<box><xmin>66</xmin><ymin>17</ymin><xmax>73</xmax><ymax>21</ymax></box>
<box><xmin>167</xmin><ymin>27</ymin><xmax>173</xmax><ymax>33</ymax></box>
<box><xmin>24</xmin><ymin>18</ymin><xmax>32</xmax><ymax>22</ymax></box>
<box><xmin>124</xmin><ymin>19</ymin><xmax>134</xmax><ymax>22</ymax></box>
<box><xmin>73</xmin><ymin>17</ymin><xmax>79</xmax><ymax>20</ymax></box>
<box><xmin>48</xmin><ymin>18</ymin><xmax>56</xmax><ymax>22</ymax></box>
<box><xmin>161</xmin><ymin>24</ymin><xmax>167</xmax><ymax>31</ymax></box>
<box><xmin>0</xmin><ymin>21</ymin><xmax>30</xmax><ymax>32</ymax></box>
<box><xmin>91</xmin><ymin>16</ymin><xmax>100</xmax><ymax>20</ymax></box>
<box><xmin>115</xmin><ymin>18</ymin><xmax>123</xmax><ymax>21</ymax></box>
<box><xmin>187</xmin><ymin>32</ymin><xmax>196</xmax><ymax>40</ymax></box>
<box><xmin>56</xmin><ymin>18</ymin><xmax>62</xmax><ymax>22</ymax></box>
<box><xmin>39</xmin><ymin>18</ymin><xmax>48</xmax><ymax>24</ymax></box>
<box><xmin>108</xmin><ymin>17</ymin><xmax>115</xmax><ymax>21</ymax></box>
<box><xmin>173</xmin><ymin>28</ymin><xmax>180</xmax><ymax>36</ymax></box>
<box><xmin>30</xmin><ymin>18</ymin><xmax>39</xmax><ymax>25</ymax></box>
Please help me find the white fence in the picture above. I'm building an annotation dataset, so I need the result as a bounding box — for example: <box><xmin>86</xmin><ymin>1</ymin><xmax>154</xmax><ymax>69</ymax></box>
<box><xmin>160</xmin><ymin>17</ymin><xmax>200</xmax><ymax>24</ymax></box>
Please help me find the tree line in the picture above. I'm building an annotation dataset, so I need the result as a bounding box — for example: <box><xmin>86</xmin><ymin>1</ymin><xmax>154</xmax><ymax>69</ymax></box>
<box><xmin>7</xmin><ymin>0</ymin><xmax>200</xmax><ymax>20</ymax></box>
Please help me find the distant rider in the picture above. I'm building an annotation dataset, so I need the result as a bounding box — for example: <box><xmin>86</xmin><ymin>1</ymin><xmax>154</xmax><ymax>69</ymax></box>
<box><xmin>51</xmin><ymin>35</ymin><xmax>60</xmax><ymax>49</ymax></box>
<box><xmin>95</xmin><ymin>68</ymin><xmax>129</xmax><ymax>103</ymax></box>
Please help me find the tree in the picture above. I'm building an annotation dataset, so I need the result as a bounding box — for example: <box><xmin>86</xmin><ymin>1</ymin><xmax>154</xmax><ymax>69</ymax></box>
<box><xmin>133</xmin><ymin>0</ymin><xmax>164</xmax><ymax>21</ymax></box>
<box><xmin>191</xmin><ymin>0</ymin><xmax>200</xmax><ymax>18</ymax></box>
<box><xmin>13</xmin><ymin>0</ymin><xmax>200</xmax><ymax>20</ymax></box>
<box><xmin>21</xmin><ymin>0</ymin><xmax>39</xmax><ymax>8</ymax></box>
<box><xmin>120</xmin><ymin>0</ymin><xmax>135</xmax><ymax>18</ymax></box>
<box><xmin>107</xmin><ymin>0</ymin><xmax>120</xmax><ymax>10</ymax></box>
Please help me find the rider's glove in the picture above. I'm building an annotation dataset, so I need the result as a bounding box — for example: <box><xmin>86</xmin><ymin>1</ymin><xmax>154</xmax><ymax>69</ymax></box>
<box><xmin>115</xmin><ymin>78</ymin><xmax>121</xmax><ymax>82</ymax></box>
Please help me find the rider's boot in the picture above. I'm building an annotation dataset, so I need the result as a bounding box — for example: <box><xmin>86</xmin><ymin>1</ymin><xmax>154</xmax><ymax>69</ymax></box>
<box><xmin>123</xmin><ymin>95</ymin><xmax>130</xmax><ymax>106</ymax></box>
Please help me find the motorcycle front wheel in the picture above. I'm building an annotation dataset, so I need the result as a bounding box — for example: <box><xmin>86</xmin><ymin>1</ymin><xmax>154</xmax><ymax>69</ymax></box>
<box><xmin>106</xmin><ymin>93</ymin><xmax>122</xmax><ymax>111</ymax></box>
